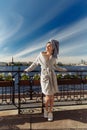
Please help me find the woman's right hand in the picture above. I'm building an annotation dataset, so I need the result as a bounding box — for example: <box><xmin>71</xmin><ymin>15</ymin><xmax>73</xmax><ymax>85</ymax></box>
<box><xmin>24</xmin><ymin>69</ymin><xmax>27</xmax><ymax>73</ymax></box>
<box><xmin>63</xmin><ymin>68</ymin><xmax>67</xmax><ymax>72</ymax></box>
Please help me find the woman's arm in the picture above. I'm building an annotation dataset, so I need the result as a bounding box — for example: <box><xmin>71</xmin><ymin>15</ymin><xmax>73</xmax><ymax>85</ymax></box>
<box><xmin>24</xmin><ymin>55</ymin><xmax>40</xmax><ymax>72</ymax></box>
<box><xmin>24</xmin><ymin>62</ymin><xmax>38</xmax><ymax>72</ymax></box>
<box><xmin>53</xmin><ymin>59</ymin><xmax>67</xmax><ymax>72</ymax></box>
<box><xmin>54</xmin><ymin>64</ymin><xmax>67</xmax><ymax>72</ymax></box>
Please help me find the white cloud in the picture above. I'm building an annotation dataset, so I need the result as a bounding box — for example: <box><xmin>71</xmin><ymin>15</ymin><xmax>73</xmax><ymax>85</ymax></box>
<box><xmin>14</xmin><ymin>44</ymin><xmax>44</xmax><ymax>58</ymax></box>
<box><xmin>7</xmin><ymin>0</ymin><xmax>77</xmax><ymax>41</ymax></box>
<box><xmin>13</xmin><ymin>28</ymin><xmax>60</xmax><ymax>58</ymax></box>
<box><xmin>51</xmin><ymin>17</ymin><xmax>87</xmax><ymax>55</ymax></box>
<box><xmin>0</xmin><ymin>13</ymin><xmax>23</xmax><ymax>43</ymax></box>
<box><xmin>53</xmin><ymin>17</ymin><xmax>87</xmax><ymax>41</ymax></box>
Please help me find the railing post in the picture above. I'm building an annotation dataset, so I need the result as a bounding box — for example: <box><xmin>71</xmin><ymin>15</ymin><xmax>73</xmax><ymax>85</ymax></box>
<box><xmin>30</xmin><ymin>77</ymin><xmax>33</xmax><ymax>100</ymax></box>
<box><xmin>42</xmin><ymin>93</ymin><xmax>44</xmax><ymax>113</ymax></box>
<box><xmin>18</xmin><ymin>67</ymin><xmax>21</xmax><ymax>114</ymax></box>
<box><xmin>12</xmin><ymin>79</ymin><xmax>15</xmax><ymax>104</ymax></box>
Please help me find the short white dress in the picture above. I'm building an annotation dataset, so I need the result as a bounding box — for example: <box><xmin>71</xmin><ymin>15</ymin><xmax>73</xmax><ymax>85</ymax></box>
<box><xmin>25</xmin><ymin>52</ymin><xmax>66</xmax><ymax>95</ymax></box>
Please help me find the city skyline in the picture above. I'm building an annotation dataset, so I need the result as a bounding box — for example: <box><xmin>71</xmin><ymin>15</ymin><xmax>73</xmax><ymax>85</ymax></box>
<box><xmin>0</xmin><ymin>0</ymin><xmax>87</xmax><ymax>64</ymax></box>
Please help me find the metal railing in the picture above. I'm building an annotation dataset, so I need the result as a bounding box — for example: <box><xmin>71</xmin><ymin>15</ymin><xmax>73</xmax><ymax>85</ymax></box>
<box><xmin>0</xmin><ymin>69</ymin><xmax>87</xmax><ymax>114</ymax></box>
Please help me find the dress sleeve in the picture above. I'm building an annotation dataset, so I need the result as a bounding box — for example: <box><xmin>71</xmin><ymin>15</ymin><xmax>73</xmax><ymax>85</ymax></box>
<box><xmin>53</xmin><ymin>59</ymin><xmax>67</xmax><ymax>72</ymax></box>
<box><xmin>24</xmin><ymin>55</ymin><xmax>40</xmax><ymax>72</ymax></box>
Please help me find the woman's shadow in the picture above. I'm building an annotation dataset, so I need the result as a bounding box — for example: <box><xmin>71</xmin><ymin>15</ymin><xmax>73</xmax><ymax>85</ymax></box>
<box><xmin>31</xmin><ymin>109</ymin><xmax>87</xmax><ymax>124</ymax></box>
<box><xmin>0</xmin><ymin>114</ymin><xmax>30</xmax><ymax>130</ymax></box>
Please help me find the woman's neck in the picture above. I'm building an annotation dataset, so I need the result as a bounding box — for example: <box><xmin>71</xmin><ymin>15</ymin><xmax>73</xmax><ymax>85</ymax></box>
<box><xmin>46</xmin><ymin>51</ymin><xmax>52</xmax><ymax>56</ymax></box>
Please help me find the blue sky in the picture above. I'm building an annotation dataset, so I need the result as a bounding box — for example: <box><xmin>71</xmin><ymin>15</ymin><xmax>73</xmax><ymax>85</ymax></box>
<box><xmin>0</xmin><ymin>0</ymin><xmax>87</xmax><ymax>63</ymax></box>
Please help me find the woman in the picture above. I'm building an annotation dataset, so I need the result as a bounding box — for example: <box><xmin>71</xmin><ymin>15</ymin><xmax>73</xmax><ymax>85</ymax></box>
<box><xmin>24</xmin><ymin>39</ymin><xmax>67</xmax><ymax>121</ymax></box>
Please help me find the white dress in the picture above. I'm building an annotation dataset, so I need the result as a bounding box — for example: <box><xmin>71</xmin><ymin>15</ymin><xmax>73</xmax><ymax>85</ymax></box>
<box><xmin>25</xmin><ymin>52</ymin><xmax>66</xmax><ymax>95</ymax></box>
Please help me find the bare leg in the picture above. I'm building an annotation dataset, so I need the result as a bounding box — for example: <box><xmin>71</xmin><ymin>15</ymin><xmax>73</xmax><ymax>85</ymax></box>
<box><xmin>47</xmin><ymin>95</ymin><xmax>54</xmax><ymax>121</ymax></box>
<box><xmin>49</xmin><ymin>95</ymin><xmax>54</xmax><ymax>113</ymax></box>
<box><xmin>44</xmin><ymin>95</ymin><xmax>50</xmax><ymax>111</ymax></box>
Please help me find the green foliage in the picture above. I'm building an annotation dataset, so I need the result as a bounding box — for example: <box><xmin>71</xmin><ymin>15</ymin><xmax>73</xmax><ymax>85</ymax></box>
<box><xmin>5</xmin><ymin>73</ymin><xmax>13</xmax><ymax>81</ymax></box>
<box><xmin>63</xmin><ymin>74</ymin><xmax>72</xmax><ymax>79</ymax></box>
<box><xmin>64</xmin><ymin>74</ymin><xmax>80</xmax><ymax>79</ymax></box>
<box><xmin>56</xmin><ymin>74</ymin><xmax>62</xmax><ymax>79</ymax></box>
<box><xmin>71</xmin><ymin>74</ymin><xmax>79</xmax><ymax>78</ymax></box>
<box><xmin>0</xmin><ymin>73</ymin><xmax>5</xmax><ymax>80</ymax></box>
<box><xmin>56</xmin><ymin>73</ymin><xmax>79</xmax><ymax>79</ymax></box>
<box><xmin>0</xmin><ymin>73</ymin><xmax>13</xmax><ymax>81</ymax></box>
<box><xmin>21</xmin><ymin>73</ymin><xmax>30</xmax><ymax>80</ymax></box>
<box><xmin>85</xmin><ymin>76</ymin><xmax>87</xmax><ymax>79</ymax></box>
<box><xmin>33</xmin><ymin>74</ymin><xmax>40</xmax><ymax>80</ymax></box>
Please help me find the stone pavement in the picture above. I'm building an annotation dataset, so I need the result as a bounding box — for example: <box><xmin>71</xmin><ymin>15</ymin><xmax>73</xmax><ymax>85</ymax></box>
<box><xmin>0</xmin><ymin>105</ymin><xmax>87</xmax><ymax>130</ymax></box>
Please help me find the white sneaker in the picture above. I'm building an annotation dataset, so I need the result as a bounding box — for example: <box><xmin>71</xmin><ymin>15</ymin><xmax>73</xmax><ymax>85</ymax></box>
<box><xmin>44</xmin><ymin>110</ymin><xmax>48</xmax><ymax>118</ymax></box>
<box><xmin>48</xmin><ymin>112</ymin><xmax>53</xmax><ymax>121</ymax></box>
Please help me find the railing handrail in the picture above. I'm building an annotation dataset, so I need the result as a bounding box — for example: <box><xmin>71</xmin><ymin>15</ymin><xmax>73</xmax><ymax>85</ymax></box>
<box><xmin>0</xmin><ymin>69</ymin><xmax>87</xmax><ymax>72</ymax></box>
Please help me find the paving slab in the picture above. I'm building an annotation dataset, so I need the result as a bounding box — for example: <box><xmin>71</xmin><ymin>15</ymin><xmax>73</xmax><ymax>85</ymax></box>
<box><xmin>0</xmin><ymin>106</ymin><xmax>87</xmax><ymax>129</ymax></box>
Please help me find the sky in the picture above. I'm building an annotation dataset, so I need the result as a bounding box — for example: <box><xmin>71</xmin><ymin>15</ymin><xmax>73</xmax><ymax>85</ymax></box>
<box><xmin>0</xmin><ymin>0</ymin><xmax>87</xmax><ymax>64</ymax></box>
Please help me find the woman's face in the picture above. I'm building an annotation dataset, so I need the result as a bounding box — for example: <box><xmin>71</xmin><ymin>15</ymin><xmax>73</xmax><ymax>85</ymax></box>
<box><xmin>46</xmin><ymin>43</ymin><xmax>53</xmax><ymax>53</ymax></box>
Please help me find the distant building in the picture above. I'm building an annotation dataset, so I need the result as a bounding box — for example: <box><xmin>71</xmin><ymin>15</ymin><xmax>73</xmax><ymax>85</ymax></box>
<box><xmin>0</xmin><ymin>62</ymin><xmax>7</xmax><ymax>66</ymax></box>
